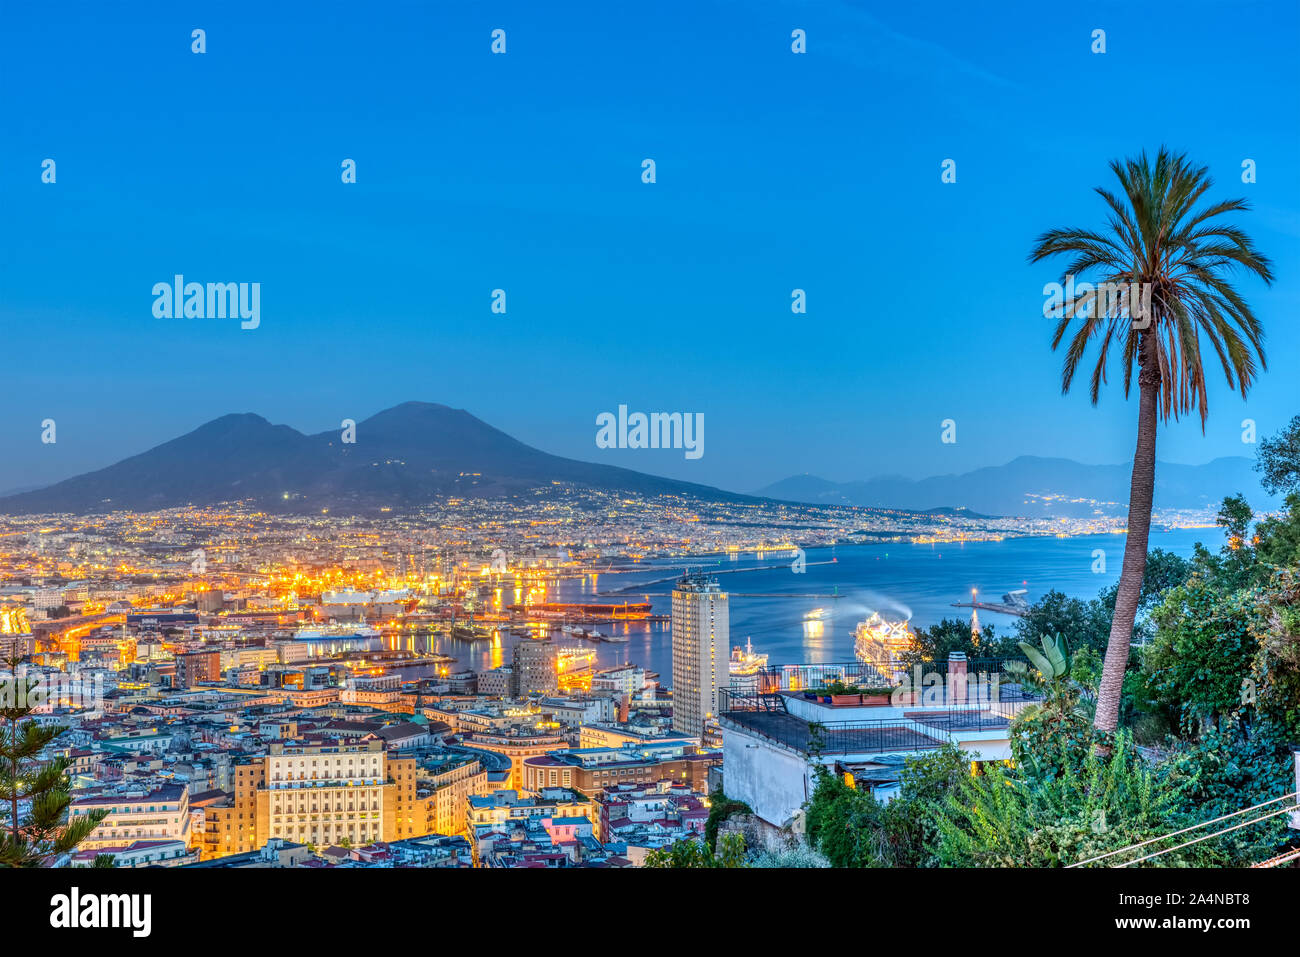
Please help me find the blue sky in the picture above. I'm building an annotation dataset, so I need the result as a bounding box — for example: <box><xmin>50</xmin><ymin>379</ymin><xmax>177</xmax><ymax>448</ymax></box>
<box><xmin>3</xmin><ymin>0</ymin><xmax>1298</xmax><ymax>495</ymax></box>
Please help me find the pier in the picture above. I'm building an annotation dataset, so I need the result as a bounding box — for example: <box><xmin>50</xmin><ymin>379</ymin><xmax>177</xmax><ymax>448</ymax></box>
<box><xmin>631</xmin><ymin>592</ymin><xmax>842</xmax><ymax>599</ymax></box>
<box><xmin>599</xmin><ymin>559</ymin><xmax>839</xmax><ymax>593</ymax></box>
<box><xmin>951</xmin><ymin>600</ymin><xmax>1029</xmax><ymax>618</ymax></box>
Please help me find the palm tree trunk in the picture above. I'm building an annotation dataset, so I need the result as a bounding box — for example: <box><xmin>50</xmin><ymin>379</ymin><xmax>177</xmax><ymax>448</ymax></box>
<box><xmin>1094</xmin><ymin>341</ymin><xmax>1159</xmax><ymax>733</ymax></box>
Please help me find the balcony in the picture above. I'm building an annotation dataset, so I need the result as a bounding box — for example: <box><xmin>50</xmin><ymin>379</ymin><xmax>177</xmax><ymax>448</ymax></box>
<box><xmin>727</xmin><ymin>657</ymin><xmax>1041</xmax><ymax>706</ymax></box>
<box><xmin>722</xmin><ymin>709</ymin><xmax>948</xmax><ymax>755</ymax></box>
<box><xmin>719</xmin><ymin>661</ymin><xmax>1033</xmax><ymax>758</ymax></box>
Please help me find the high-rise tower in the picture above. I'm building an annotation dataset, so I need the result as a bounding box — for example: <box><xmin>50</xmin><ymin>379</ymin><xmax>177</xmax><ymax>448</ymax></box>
<box><xmin>671</xmin><ymin>574</ymin><xmax>729</xmax><ymax>737</ymax></box>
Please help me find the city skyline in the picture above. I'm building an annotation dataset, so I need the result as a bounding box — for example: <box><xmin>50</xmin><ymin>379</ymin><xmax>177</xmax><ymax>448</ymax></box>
<box><xmin>3</xmin><ymin>0</ymin><xmax>1299</xmax><ymax>895</ymax></box>
<box><xmin>4</xmin><ymin>0</ymin><xmax>1298</xmax><ymax>493</ymax></box>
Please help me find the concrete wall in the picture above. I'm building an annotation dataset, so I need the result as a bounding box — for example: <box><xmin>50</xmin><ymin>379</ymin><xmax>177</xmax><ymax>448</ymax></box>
<box><xmin>721</xmin><ymin>723</ymin><xmax>818</xmax><ymax>829</ymax></box>
<box><xmin>950</xmin><ymin>732</ymin><xmax>1011</xmax><ymax>762</ymax></box>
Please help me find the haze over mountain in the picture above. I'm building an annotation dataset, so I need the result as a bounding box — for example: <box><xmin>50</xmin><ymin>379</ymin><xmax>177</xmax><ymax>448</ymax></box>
<box><xmin>0</xmin><ymin>402</ymin><xmax>747</xmax><ymax>515</ymax></box>
<box><xmin>756</xmin><ymin>455</ymin><xmax>1277</xmax><ymax>518</ymax></box>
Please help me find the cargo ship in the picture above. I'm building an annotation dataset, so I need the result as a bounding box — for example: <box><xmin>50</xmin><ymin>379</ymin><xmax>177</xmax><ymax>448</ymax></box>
<box><xmin>452</xmin><ymin>623</ymin><xmax>496</xmax><ymax>641</ymax></box>
<box><xmin>511</xmin><ymin>601</ymin><xmax>653</xmax><ymax>621</ymax></box>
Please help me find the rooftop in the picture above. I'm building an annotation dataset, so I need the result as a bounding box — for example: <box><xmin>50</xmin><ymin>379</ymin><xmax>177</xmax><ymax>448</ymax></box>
<box><xmin>722</xmin><ymin>710</ymin><xmax>945</xmax><ymax>755</ymax></box>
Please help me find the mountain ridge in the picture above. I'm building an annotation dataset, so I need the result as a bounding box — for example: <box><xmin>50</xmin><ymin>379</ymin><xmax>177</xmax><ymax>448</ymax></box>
<box><xmin>0</xmin><ymin>402</ymin><xmax>745</xmax><ymax>515</ymax></box>
<box><xmin>755</xmin><ymin>454</ymin><xmax>1275</xmax><ymax>517</ymax></box>
<box><xmin>0</xmin><ymin>404</ymin><xmax>1271</xmax><ymax>518</ymax></box>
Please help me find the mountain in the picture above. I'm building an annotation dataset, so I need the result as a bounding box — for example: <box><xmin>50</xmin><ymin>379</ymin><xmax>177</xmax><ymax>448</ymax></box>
<box><xmin>0</xmin><ymin>402</ymin><xmax>745</xmax><ymax>515</ymax></box>
<box><xmin>756</xmin><ymin>455</ymin><xmax>1276</xmax><ymax>517</ymax></box>
<box><xmin>6</xmin><ymin>406</ymin><xmax>1272</xmax><ymax>519</ymax></box>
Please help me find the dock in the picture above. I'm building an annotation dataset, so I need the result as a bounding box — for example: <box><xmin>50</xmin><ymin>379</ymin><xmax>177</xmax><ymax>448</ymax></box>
<box><xmin>951</xmin><ymin>600</ymin><xmax>1029</xmax><ymax>618</ymax></box>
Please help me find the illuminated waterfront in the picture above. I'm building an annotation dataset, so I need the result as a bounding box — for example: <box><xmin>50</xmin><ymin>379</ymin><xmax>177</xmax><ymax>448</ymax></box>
<box><xmin>398</xmin><ymin>529</ymin><xmax>1207</xmax><ymax>678</ymax></box>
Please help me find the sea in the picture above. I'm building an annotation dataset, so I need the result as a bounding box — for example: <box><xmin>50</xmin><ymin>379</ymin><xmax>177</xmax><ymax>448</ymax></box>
<box><xmin>388</xmin><ymin>527</ymin><xmax>1213</xmax><ymax>683</ymax></box>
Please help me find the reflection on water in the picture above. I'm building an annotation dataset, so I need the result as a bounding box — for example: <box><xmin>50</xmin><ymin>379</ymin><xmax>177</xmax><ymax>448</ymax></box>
<box><xmin>551</xmin><ymin>531</ymin><xmax>1203</xmax><ymax>684</ymax></box>
<box><xmin>376</xmin><ymin>531</ymin><xmax>1206</xmax><ymax>689</ymax></box>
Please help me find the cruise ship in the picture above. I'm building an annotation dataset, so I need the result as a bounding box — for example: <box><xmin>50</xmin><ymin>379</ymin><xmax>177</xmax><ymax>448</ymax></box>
<box><xmin>293</xmin><ymin>623</ymin><xmax>381</xmax><ymax>641</ymax></box>
<box><xmin>289</xmin><ymin>623</ymin><xmax>383</xmax><ymax>656</ymax></box>
<box><xmin>852</xmin><ymin>613</ymin><xmax>914</xmax><ymax>683</ymax></box>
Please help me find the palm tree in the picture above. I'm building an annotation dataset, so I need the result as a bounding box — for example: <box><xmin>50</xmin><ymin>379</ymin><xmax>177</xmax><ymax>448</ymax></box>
<box><xmin>1029</xmin><ymin>148</ymin><xmax>1273</xmax><ymax>734</ymax></box>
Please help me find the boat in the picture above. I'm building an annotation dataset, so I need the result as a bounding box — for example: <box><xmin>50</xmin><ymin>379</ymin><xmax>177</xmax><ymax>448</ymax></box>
<box><xmin>729</xmin><ymin>638</ymin><xmax>768</xmax><ymax>676</ymax></box>
<box><xmin>557</xmin><ymin>647</ymin><xmax>597</xmax><ymax>672</ymax></box>
<box><xmin>289</xmin><ymin>623</ymin><xmax>383</xmax><ymax>656</ymax></box>
<box><xmin>803</xmin><ymin>607</ymin><xmax>828</xmax><ymax>621</ymax></box>
<box><xmin>452</xmin><ymin>624</ymin><xmax>494</xmax><ymax>641</ymax></box>
<box><xmin>601</xmin><ymin>632</ymin><xmax>629</xmax><ymax>643</ymax></box>
<box><xmin>292</xmin><ymin>623</ymin><xmax>380</xmax><ymax>641</ymax></box>
<box><xmin>852</xmin><ymin>612</ymin><xmax>914</xmax><ymax>682</ymax></box>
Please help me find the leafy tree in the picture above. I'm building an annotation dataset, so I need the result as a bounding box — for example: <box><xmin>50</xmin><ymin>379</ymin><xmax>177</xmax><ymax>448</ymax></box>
<box><xmin>643</xmin><ymin>832</ymin><xmax>746</xmax><ymax>868</ymax></box>
<box><xmin>1145</xmin><ymin>578</ymin><xmax>1259</xmax><ymax>730</ymax></box>
<box><xmin>1069</xmin><ymin>644</ymin><xmax>1103</xmax><ymax>695</ymax></box>
<box><xmin>1254</xmin><ymin>493</ymin><xmax>1300</xmax><ymax>576</ymax></box>
<box><xmin>902</xmin><ymin>617</ymin><xmax>1013</xmax><ymax>665</ymax></box>
<box><xmin>1132</xmin><ymin>548</ymin><xmax>1196</xmax><ymax>603</ymax></box>
<box><xmin>803</xmin><ymin>744</ymin><xmax>969</xmax><ymax>868</ymax></box>
<box><xmin>1016</xmin><ymin>555</ymin><xmax>1189</xmax><ymax>660</ymax></box>
<box><xmin>1030</xmin><ymin>148</ymin><xmax>1274</xmax><ymax>734</ymax></box>
<box><xmin>1157</xmin><ymin>717</ymin><xmax>1294</xmax><ymax>866</ymax></box>
<box><xmin>1256</xmin><ymin>414</ymin><xmax>1300</xmax><ymax>495</ymax></box>
<box><xmin>802</xmin><ymin>767</ymin><xmax>882</xmax><ymax>868</ymax></box>
<box><xmin>1015</xmin><ymin>591</ymin><xmax>1111</xmax><ymax>654</ymax></box>
<box><xmin>1</xmin><ymin>658</ymin><xmax>106</xmax><ymax>867</ymax></box>
<box><xmin>1186</xmin><ymin>495</ymin><xmax>1263</xmax><ymax>592</ymax></box>
<box><xmin>1244</xmin><ymin>570</ymin><xmax>1300</xmax><ymax>734</ymax></box>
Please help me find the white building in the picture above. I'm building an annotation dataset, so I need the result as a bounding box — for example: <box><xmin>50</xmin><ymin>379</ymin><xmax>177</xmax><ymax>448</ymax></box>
<box><xmin>720</xmin><ymin>668</ymin><xmax>1035</xmax><ymax>836</ymax></box>
<box><xmin>71</xmin><ymin>784</ymin><xmax>191</xmax><ymax>850</ymax></box>
<box><xmin>670</xmin><ymin>575</ymin><xmax>729</xmax><ymax>738</ymax></box>
<box><xmin>592</xmin><ymin>665</ymin><xmax>646</xmax><ymax>696</ymax></box>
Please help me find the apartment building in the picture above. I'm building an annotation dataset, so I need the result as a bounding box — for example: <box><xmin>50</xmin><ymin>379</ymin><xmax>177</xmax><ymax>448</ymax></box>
<box><xmin>520</xmin><ymin>744</ymin><xmax>719</xmax><ymax>798</ymax></box>
<box><xmin>461</xmin><ymin>729</ymin><xmax>569</xmax><ymax>791</ymax></box>
<box><xmin>71</xmin><ymin>783</ymin><xmax>191</xmax><ymax>851</ymax></box>
<box><xmin>200</xmin><ymin>741</ymin><xmax>420</xmax><ymax>859</ymax></box>
<box><xmin>418</xmin><ymin>757</ymin><xmax>489</xmax><ymax>837</ymax></box>
<box><xmin>670</xmin><ymin>575</ymin><xmax>728</xmax><ymax>738</ymax></box>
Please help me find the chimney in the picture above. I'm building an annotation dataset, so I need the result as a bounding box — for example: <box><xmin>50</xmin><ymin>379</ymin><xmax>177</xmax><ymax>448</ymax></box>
<box><xmin>948</xmin><ymin>652</ymin><xmax>968</xmax><ymax>707</ymax></box>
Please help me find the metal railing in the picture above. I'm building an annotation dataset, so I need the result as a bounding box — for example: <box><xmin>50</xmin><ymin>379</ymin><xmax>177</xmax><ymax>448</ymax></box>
<box><xmin>717</xmin><ymin>688</ymin><xmax>787</xmax><ymax>712</ymax></box>
<box><xmin>718</xmin><ymin>691</ymin><xmax>1023</xmax><ymax>756</ymax></box>
<box><xmin>727</xmin><ymin>658</ymin><xmax>1042</xmax><ymax>704</ymax></box>
<box><xmin>718</xmin><ymin>687</ymin><xmax>1032</xmax><ymax>717</ymax></box>
<box><xmin>718</xmin><ymin>711</ymin><xmax>947</xmax><ymax>755</ymax></box>
<box><xmin>809</xmin><ymin>720</ymin><xmax>947</xmax><ymax>755</ymax></box>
